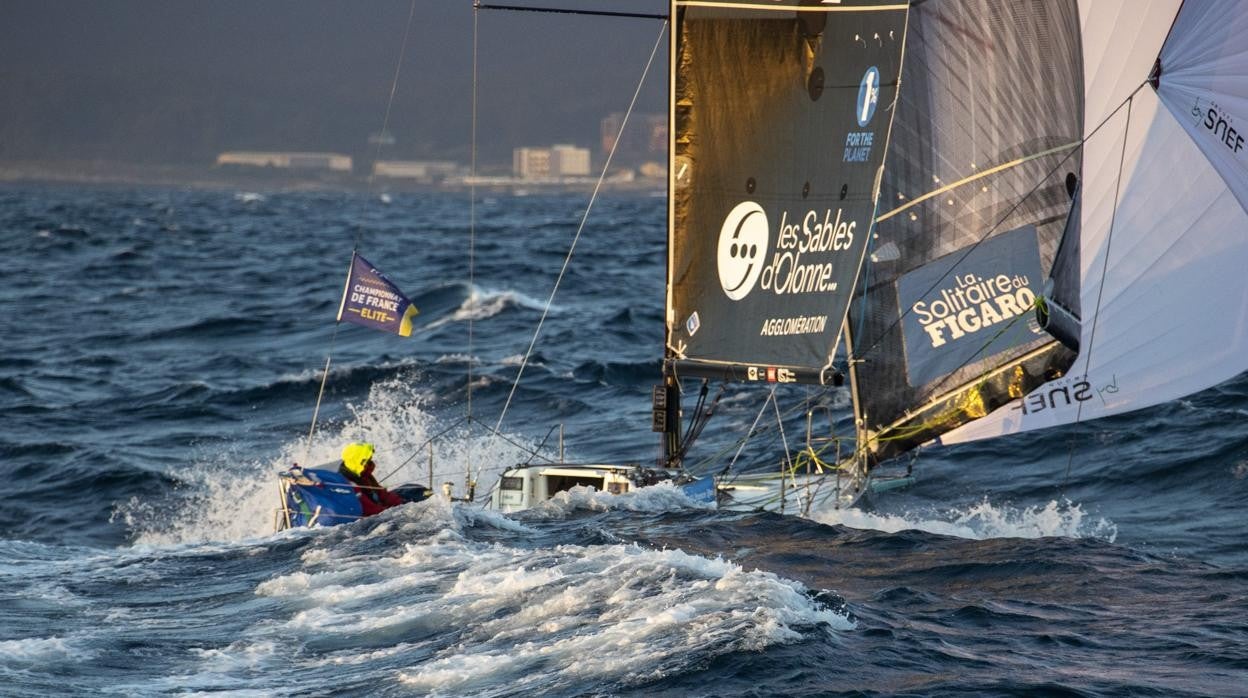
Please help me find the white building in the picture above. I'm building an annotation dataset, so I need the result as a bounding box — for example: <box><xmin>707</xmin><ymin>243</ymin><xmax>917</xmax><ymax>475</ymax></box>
<box><xmin>372</xmin><ymin>160</ymin><xmax>459</xmax><ymax>183</ymax></box>
<box><xmin>550</xmin><ymin>144</ymin><xmax>590</xmax><ymax>176</ymax></box>
<box><xmin>215</xmin><ymin>151</ymin><xmax>352</xmax><ymax>172</ymax></box>
<box><xmin>513</xmin><ymin>147</ymin><xmax>551</xmax><ymax>179</ymax></box>
<box><xmin>512</xmin><ymin>144</ymin><xmax>591</xmax><ymax>179</ymax></box>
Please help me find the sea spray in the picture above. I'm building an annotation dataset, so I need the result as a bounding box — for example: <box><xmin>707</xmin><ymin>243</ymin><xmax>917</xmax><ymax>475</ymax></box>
<box><xmin>811</xmin><ymin>497</ymin><xmax>1118</xmax><ymax>541</ymax></box>
<box><xmin>114</xmin><ymin>376</ymin><xmax>536</xmax><ymax>546</ymax></box>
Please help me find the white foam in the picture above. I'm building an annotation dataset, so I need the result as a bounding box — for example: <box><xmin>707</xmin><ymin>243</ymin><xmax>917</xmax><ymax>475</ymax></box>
<box><xmin>425</xmin><ymin>286</ymin><xmax>556</xmax><ymax>330</ymax></box>
<box><xmin>812</xmin><ymin>498</ymin><xmax>1118</xmax><ymax>541</ymax></box>
<box><xmin>524</xmin><ymin>482</ymin><xmax>714</xmax><ymax>519</ymax></box>
<box><xmin>0</xmin><ymin>636</ymin><xmax>85</xmax><ymax>664</ymax></box>
<box><xmin>115</xmin><ymin>376</ymin><xmax>535</xmax><ymax>546</ymax></box>
<box><xmin>389</xmin><ymin>543</ymin><xmax>852</xmax><ymax>692</ymax></box>
<box><xmin>236</xmin><ymin>537</ymin><xmax>852</xmax><ymax>692</ymax></box>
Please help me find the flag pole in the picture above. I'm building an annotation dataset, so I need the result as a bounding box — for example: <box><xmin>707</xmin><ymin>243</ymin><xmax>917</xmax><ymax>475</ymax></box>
<box><xmin>303</xmin><ymin>252</ymin><xmax>356</xmax><ymax>465</ymax></box>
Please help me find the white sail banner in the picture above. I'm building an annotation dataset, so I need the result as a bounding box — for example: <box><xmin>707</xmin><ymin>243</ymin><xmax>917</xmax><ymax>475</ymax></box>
<box><xmin>942</xmin><ymin>0</ymin><xmax>1248</xmax><ymax>444</ymax></box>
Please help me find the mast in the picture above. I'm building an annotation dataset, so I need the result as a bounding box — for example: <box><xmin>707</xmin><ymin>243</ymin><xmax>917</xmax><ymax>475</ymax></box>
<box><xmin>658</xmin><ymin>0</ymin><xmax>681</xmax><ymax>468</ymax></box>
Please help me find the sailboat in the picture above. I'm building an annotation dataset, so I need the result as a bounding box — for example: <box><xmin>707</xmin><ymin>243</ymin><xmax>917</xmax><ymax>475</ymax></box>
<box><xmin>491</xmin><ymin>0</ymin><xmax>905</xmax><ymax>513</ymax></box>
<box><xmin>494</xmin><ymin>0</ymin><xmax>1248</xmax><ymax>516</ymax></box>
<box><xmin>277</xmin><ymin>0</ymin><xmax>1248</xmax><ymax>523</ymax></box>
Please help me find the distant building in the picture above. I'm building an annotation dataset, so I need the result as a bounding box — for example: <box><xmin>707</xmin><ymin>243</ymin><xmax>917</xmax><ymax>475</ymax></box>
<box><xmin>372</xmin><ymin>160</ymin><xmax>459</xmax><ymax>183</ymax></box>
<box><xmin>513</xmin><ymin>144</ymin><xmax>591</xmax><ymax>179</ymax></box>
<box><xmin>216</xmin><ymin>151</ymin><xmax>352</xmax><ymax>172</ymax></box>
<box><xmin>513</xmin><ymin>147</ymin><xmax>551</xmax><ymax>179</ymax></box>
<box><xmin>638</xmin><ymin>161</ymin><xmax>666</xmax><ymax>179</ymax></box>
<box><xmin>550</xmin><ymin>144</ymin><xmax>590</xmax><ymax>176</ymax></box>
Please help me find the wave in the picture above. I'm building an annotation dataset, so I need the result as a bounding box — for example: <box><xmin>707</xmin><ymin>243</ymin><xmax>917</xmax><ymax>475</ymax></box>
<box><xmin>135</xmin><ymin>315</ymin><xmax>274</xmax><ymax>342</ymax></box>
<box><xmin>245</xmin><ymin>503</ymin><xmax>850</xmax><ymax>695</ymax></box>
<box><xmin>115</xmin><ymin>376</ymin><xmax>538</xmax><ymax>546</ymax></box>
<box><xmin>0</xmin><ymin>377</ymin><xmax>34</xmax><ymax>398</ymax></box>
<box><xmin>0</xmin><ymin>635</ymin><xmax>87</xmax><ymax>665</ymax></box>
<box><xmin>571</xmin><ymin>358</ymin><xmax>659</xmax><ymax>387</ymax></box>
<box><xmin>812</xmin><ymin>498</ymin><xmax>1118</xmax><ymax>542</ymax></box>
<box><xmin>425</xmin><ymin>286</ymin><xmax>557</xmax><ymax>330</ymax></box>
<box><xmin>518</xmin><ymin>482</ymin><xmax>715</xmax><ymax>520</ymax></box>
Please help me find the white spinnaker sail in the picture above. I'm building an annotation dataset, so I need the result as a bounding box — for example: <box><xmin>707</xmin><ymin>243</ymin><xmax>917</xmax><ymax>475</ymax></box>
<box><xmin>943</xmin><ymin>0</ymin><xmax>1248</xmax><ymax>444</ymax></box>
<box><xmin>1156</xmin><ymin>0</ymin><xmax>1248</xmax><ymax>213</ymax></box>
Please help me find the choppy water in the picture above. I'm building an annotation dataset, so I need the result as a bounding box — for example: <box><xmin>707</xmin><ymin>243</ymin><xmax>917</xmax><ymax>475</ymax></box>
<box><xmin>1</xmin><ymin>185</ymin><xmax>1245</xmax><ymax>696</ymax></box>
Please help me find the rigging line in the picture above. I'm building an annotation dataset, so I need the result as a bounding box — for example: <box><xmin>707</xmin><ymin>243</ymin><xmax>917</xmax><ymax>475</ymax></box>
<box><xmin>468</xmin><ymin>0</ymin><xmax>480</xmax><ymax>448</ymax></box>
<box><xmin>475</xmin><ymin>2</ymin><xmax>667</xmax><ymax>20</ymax></box>
<box><xmin>303</xmin><ymin>323</ymin><xmax>343</xmax><ymax>465</ymax></box>
<box><xmin>485</xmin><ymin>20</ymin><xmax>669</xmax><ymax>455</ymax></box>
<box><xmin>304</xmin><ymin>250</ymin><xmax>358</xmax><ymax>461</ymax></box>
<box><xmin>1062</xmin><ymin>91</ymin><xmax>1136</xmax><ymax>495</ymax></box>
<box><xmin>374</xmin><ymin>415</ymin><xmax>469</xmax><ymax>484</ymax></box>
<box><xmin>469</xmin><ymin>416</ymin><xmax>559</xmax><ymax>473</ymax></box>
<box><xmin>771</xmin><ymin>390</ymin><xmax>795</xmax><ymax>494</ymax></box>
<box><xmin>474</xmin><ymin>416</ymin><xmax>559</xmax><ymax>465</ymax></box>
<box><xmin>726</xmin><ymin>386</ymin><xmax>778</xmax><ymax>476</ymax></box>
<box><xmin>357</xmin><ymin>0</ymin><xmax>419</xmax><ymax>247</ymax></box>
<box><xmin>695</xmin><ymin>384</ymin><xmax>837</xmax><ymax>476</ymax></box>
<box><xmin>305</xmin><ymin>1</ymin><xmax>417</xmax><ymax>454</ymax></box>
<box><xmin>855</xmin><ymin>81</ymin><xmax>1148</xmax><ymax>363</ymax></box>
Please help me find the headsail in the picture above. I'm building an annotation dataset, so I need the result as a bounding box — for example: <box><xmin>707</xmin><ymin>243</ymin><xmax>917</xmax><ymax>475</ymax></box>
<box><xmin>666</xmin><ymin>0</ymin><xmax>908</xmax><ymax>385</ymax></box>
<box><xmin>942</xmin><ymin>0</ymin><xmax>1248</xmax><ymax>444</ymax></box>
<box><xmin>847</xmin><ymin>0</ymin><xmax>1086</xmax><ymax>460</ymax></box>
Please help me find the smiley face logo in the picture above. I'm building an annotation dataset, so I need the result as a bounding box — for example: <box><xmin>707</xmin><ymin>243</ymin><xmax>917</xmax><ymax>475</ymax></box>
<box><xmin>717</xmin><ymin>201</ymin><xmax>769</xmax><ymax>301</ymax></box>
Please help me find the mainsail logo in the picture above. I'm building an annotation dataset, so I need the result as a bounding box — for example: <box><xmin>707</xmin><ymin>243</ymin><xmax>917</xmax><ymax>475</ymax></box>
<box><xmin>717</xmin><ymin>201</ymin><xmax>769</xmax><ymax>300</ymax></box>
<box><xmin>856</xmin><ymin>66</ymin><xmax>880</xmax><ymax>127</ymax></box>
<box><xmin>717</xmin><ymin>202</ymin><xmax>859</xmax><ymax>301</ymax></box>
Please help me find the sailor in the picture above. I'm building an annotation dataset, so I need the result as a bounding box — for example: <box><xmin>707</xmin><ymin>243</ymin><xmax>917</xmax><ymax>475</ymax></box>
<box><xmin>338</xmin><ymin>442</ymin><xmax>404</xmax><ymax>517</ymax></box>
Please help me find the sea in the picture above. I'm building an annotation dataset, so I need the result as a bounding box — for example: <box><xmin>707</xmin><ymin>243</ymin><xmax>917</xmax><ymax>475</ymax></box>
<box><xmin>1</xmin><ymin>184</ymin><xmax>1245</xmax><ymax>697</ymax></box>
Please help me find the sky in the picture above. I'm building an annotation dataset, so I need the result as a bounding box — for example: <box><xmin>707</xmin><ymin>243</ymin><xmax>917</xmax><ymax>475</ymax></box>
<box><xmin>0</xmin><ymin>1</ymin><xmax>670</xmax><ymax>167</ymax></box>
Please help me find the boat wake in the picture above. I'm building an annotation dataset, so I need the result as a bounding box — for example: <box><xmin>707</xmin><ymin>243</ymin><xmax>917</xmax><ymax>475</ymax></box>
<box><xmin>250</xmin><ymin>501</ymin><xmax>852</xmax><ymax>696</ymax></box>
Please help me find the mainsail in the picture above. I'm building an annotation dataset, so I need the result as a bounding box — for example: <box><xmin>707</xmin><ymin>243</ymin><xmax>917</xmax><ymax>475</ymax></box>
<box><xmin>666</xmin><ymin>0</ymin><xmax>908</xmax><ymax>386</ymax></box>
<box><xmin>660</xmin><ymin>0</ymin><xmax>1248</xmax><ymax>503</ymax></box>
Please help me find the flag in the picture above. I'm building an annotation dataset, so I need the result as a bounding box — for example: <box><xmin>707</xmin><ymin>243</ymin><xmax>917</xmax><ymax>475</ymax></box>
<box><xmin>336</xmin><ymin>253</ymin><xmax>419</xmax><ymax>337</ymax></box>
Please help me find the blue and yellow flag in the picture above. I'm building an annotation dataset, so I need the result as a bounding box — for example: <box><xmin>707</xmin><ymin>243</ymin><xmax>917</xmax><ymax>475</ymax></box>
<box><xmin>336</xmin><ymin>253</ymin><xmax>419</xmax><ymax>337</ymax></box>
